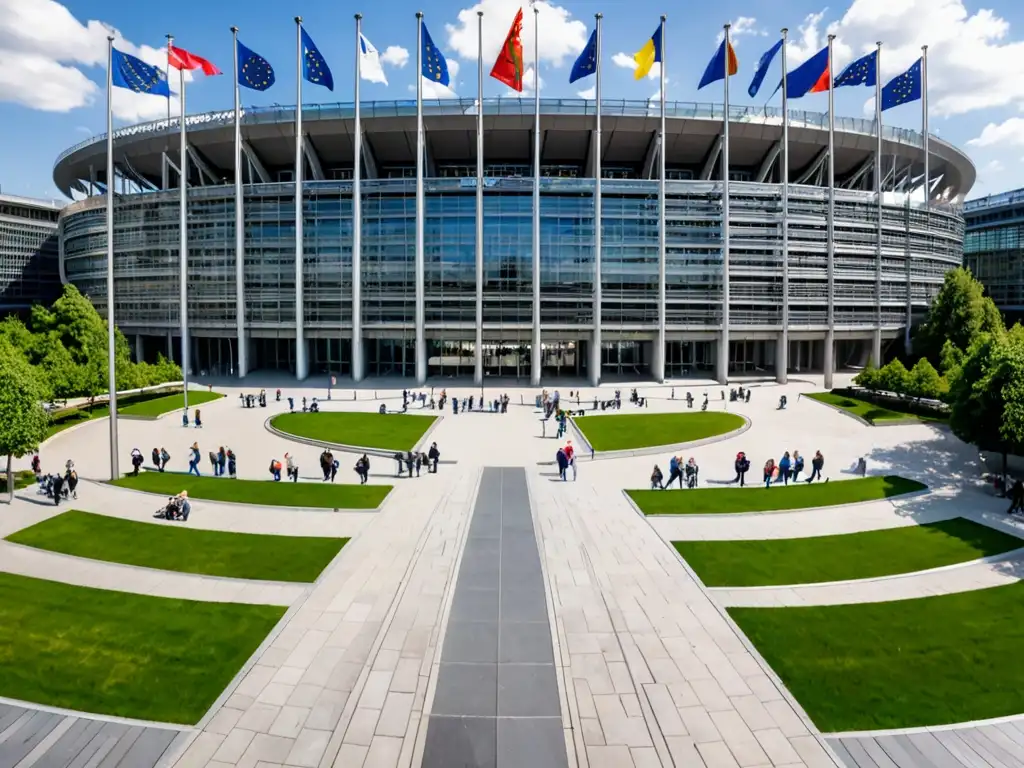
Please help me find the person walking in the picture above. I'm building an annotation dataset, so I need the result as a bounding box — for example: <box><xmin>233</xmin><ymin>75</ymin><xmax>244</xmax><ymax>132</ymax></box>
<box><xmin>130</xmin><ymin>448</ymin><xmax>143</xmax><ymax>476</ymax></box>
<box><xmin>159</xmin><ymin>447</ymin><xmax>170</xmax><ymax>472</ymax></box>
<box><xmin>428</xmin><ymin>442</ymin><xmax>440</xmax><ymax>473</ymax></box>
<box><xmin>269</xmin><ymin>458</ymin><xmax>282</xmax><ymax>481</ymax></box>
<box><xmin>227</xmin><ymin>448</ymin><xmax>237</xmax><ymax>478</ymax></box>
<box><xmin>564</xmin><ymin>441</ymin><xmax>576</xmax><ymax>481</ymax></box>
<box><xmin>778</xmin><ymin>452</ymin><xmax>792</xmax><ymax>486</ymax></box>
<box><xmin>286</xmin><ymin>453</ymin><xmax>298</xmax><ymax>482</ymax></box>
<box><xmin>791</xmin><ymin>451</ymin><xmax>804</xmax><ymax>483</ymax></box>
<box><xmin>1007</xmin><ymin>479</ymin><xmax>1024</xmax><ymax>514</ymax></box>
<box><xmin>556</xmin><ymin>447</ymin><xmax>568</xmax><ymax>481</ymax></box>
<box><xmin>667</xmin><ymin>455</ymin><xmax>683</xmax><ymax>489</ymax></box>
<box><xmin>217</xmin><ymin>446</ymin><xmax>226</xmax><ymax>477</ymax></box>
<box><xmin>188</xmin><ymin>443</ymin><xmax>201</xmax><ymax>476</ymax></box>
<box><xmin>320</xmin><ymin>449</ymin><xmax>332</xmax><ymax>481</ymax></box>
<box><xmin>208</xmin><ymin>449</ymin><xmax>219</xmax><ymax>476</ymax></box>
<box><xmin>763</xmin><ymin>458</ymin><xmax>776</xmax><ymax>488</ymax></box>
<box><xmin>807</xmin><ymin>451</ymin><xmax>824</xmax><ymax>483</ymax></box>
<box><xmin>194</xmin><ymin>408</ymin><xmax>202</xmax><ymax>428</ymax></box>
<box><xmin>733</xmin><ymin>452</ymin><xmax>749</xmax><ymax>487</ymax></box>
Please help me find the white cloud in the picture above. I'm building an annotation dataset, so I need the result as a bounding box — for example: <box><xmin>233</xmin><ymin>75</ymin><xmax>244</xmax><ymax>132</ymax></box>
<box><xmin>445</xmin><ymin>0</ymin><xmax>588</xmax><ymax>70</ymax></box>
<box><xmin>0</xmin><ymin>0</ymin><xmax>192</xmax><ymax>121</ymax></box>
<box><xmin>611</xmin><ymin>52</ymin><xmax>661</xmax><ymax>81</ymax></box>
<box><xmin>968</xmin><ymin>117</ymin><xmax>1024</xmax><ymax>147</ymax></box>
<box><xmin>716</xmin><ymin>16</ymin><xmax>765</xmax><ymax>45</ymax></box>
<box><xmin>785</xmin><ymin>10</ymin><xmax>827</xmax><ymax>66</ymax></box>
<box><xmin>983</xmin><ymin>159</ymin><xmax>1005</xmax><ymax>174</ymax></box>
<box><xmin>799</xmin><ymin>0</ymin><xmax>1024</xmax><ymax>117</ymax></box>
<box><xmin>420</xmin><ymin>58</ymin><xmax>460</xmax><ymax>99</ymax></box>
<box><xmin>381</xmin><ymin>46</ymin><xmax>409</xmax><ymax>69</ymax></box>
<box><xmin>577</xmin><ymin>85</ymin><xmax>595</xmax><ymax>99</ymax></box>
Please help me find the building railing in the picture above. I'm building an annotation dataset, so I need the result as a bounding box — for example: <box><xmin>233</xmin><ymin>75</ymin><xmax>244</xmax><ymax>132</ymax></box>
<box><xmin>964</xmin><ymin>188</ymin><xmax>1024</xmax><ymax>212</ymax></box>
<box><xmin>55</xmin><ymin>97</ymin><xmax>953</xmax><ymax>169</ymax></box>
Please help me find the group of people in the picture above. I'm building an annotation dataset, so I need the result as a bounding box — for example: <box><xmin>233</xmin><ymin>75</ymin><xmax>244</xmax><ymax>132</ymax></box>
<box><xmin>393</xmin><ymin>442</ymin><xmax>441</xmax><ymax>477</ymax></box>
<box><xmin>156</xmin><ymin>491</ymin><xmax>191</xmax><ymax>521</ymax></box>
<box><xmin>555</xmin><ymin>441</ymin><xmax>576</xmax><ymax>481</ymax></box>
<box><xmin>240</xmin><ymin>390</ymin><xmax>268</xmax><ymax>409</ymax></box>
<box><xmin>450</xmin><ymin>393</ymin><xmax>510</xmax><ymax>414</ymax></box>
<box><xmin>182</xmin><ymin>408</ymin><xmax>203</xmax><ymax>428</ymax></box>
<box><xmin>651</xmin><ymin>456</ymin><xmax>699</xmax><ymax>489</ymax></box>
<box><xmin>735</xmin><ymin>450</ymin><xmax>825</xmax><ymax>487</ymax></box>
<box><xmin>32</xmin><ymin>456</ymin><xmax>78</xmax><ymax>506</ymax></box>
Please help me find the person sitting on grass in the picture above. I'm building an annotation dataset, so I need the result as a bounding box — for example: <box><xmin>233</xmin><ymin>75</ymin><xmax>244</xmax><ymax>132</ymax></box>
<box><xmin>651</xmin><ymin>464</ymin><xmax>664</xmax><ymax>490</ymax></box>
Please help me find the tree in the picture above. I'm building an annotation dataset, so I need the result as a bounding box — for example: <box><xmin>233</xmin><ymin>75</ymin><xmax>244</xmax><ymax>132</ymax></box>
<box><xmin>0</xmin><ymin>340</ymin><xmax>50</xmax><ymax>502</ymax></box>
<box><xmin>908</xmin><ymin>358</ymin><xmax>947</xmax><ymax>402</ymax></box>
<box><xmin>915</xmin><ymin>268</ymin><xmax>1005</xmax><ymax>365</ymax></box>
<box><xmin>854</xmin><ymin>362</ymin><xmax>879</xmax><ymax>391</ymax></box>
<box><xmin>939</xmin><ymin>339</ymin><xmax>964</xmax><ymax>378</ymax></box>
<box><xmin>876</xmin><ymin>359</ymin><xmax>910</xmax><ymax>396</ymax></box>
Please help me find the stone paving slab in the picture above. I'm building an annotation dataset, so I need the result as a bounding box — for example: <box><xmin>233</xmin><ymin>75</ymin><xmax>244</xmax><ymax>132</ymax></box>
<box><xmin>0</xmin><ymin>540</ymin><xmax>306</xmax><ymax>606</ymax></box>
<box><xmin>0</xmin><ymin>701</ymin><xmax>188</xmax><ymax>768</ymax></box>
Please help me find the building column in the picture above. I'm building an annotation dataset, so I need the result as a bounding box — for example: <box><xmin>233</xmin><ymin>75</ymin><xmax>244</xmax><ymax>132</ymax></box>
<box><xmin>135</xmin><ymin>334</ymin><xmax>144</xmax><ymax>364</ymax></box>
<box><xmin>716</xmin><ymin>331</ymin><xmax>729</xmax><ymax>384</ymax></box>
<box><xmin>823</xmin><ymin>330</ymin><xmax>835</xmax><ymax>390</ymax></box>
<box><xmin>776</xmin><ymin>332</ymin><xmax>788</xmax><ymax>384</ymax></box>
<box><xmin>352</xmin><ymin>334</ymin><xmax>364</xmax><ymax>383</ymax></box>
<box><xmin>295</xmin><ymin>332</ymin><xmax>308</xmax><ymax>381</ymax></box>
<box><xmin>871</xmin><ymin>328</ymin><xmax>883</xmax><ymax>368</ymax></box>
<box><xmin>650</xmin><ymin>336</ymin><xmax>665</xmax><ymax>383</ymax></box>
<box><xmin>590</xmin><ymin>329</ymin><xmax>601</xmax><ymax>387</ymax></box>
<box><xmin>167</xmin><ymin>331</ymin><xmax>174</xmax><ymax>362</ymax></box>
<box><xmin>530</xmin><ymin>339</ymin><xmax>541</xmax><ymax>387</ymax></box>
<box><xmin>415</xmin><ymin>334</ymin><xmax>427</xmax><ymax>386</ymax></box>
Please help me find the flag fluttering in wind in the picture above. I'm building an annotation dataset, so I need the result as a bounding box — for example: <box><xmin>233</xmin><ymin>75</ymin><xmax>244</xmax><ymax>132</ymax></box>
<box><xmin>633</xmin><ymin>22</ymin><xmax>663</xmax><ymax>80</ymax></box>
<box><xmin>781</xmin><ymin>46</ymin><xmax>829</xmax><ymax>99</ymax></box>
<box><xmin>881</xmin><ymin>58</ymin><xmax>922</xmax><ymax>110</ymax></box>
<box><xmin>491</xmin><ymin>8</ymin><xmax>525</xmax><ymax>92</ymax></box>
<box><xmin>168</xmin><ymin>45</ymin><xmax>221</xmax><ymax>76</ymax></box>
<box><xmin>111</xmin><ymin>48</ymin><xmax>170</xmax><ymax>96</ymax></box>
<box><xmin>301</xmin><ymin>28</ymin><xmax>334</xmax><ymax>91</ymax></box>
<box><xmin>833</xmin><ymin>49</ymin><xmax>877</xmax><ymax>88</ymax></box>
<box><xmin>421</xmin><ymin>22</ymin><xmax>450</xmax><ymax>86</ymax></box>
<box><xmin>570</xmin><ymin>28</ymin><xmax>597</xmax><ymax>84</ymax></box>
<box><xmin>359</xmin><ymin>33</ymin><xmax>389</xmax><ymax>85</ymax></box>
<box><xmin>748</xmin><ymin>39</ymin><xmax>782</xmax><ymax>98</ymax></box>
<box><xmin>697</xmin><ymin>37</ymin><xmax>738</xmax><ymax>90</ymax></box>
<box><xmin>237</xmin><ymin>41</ymin><xmax>274</xmax><ymax>91</ymax></box>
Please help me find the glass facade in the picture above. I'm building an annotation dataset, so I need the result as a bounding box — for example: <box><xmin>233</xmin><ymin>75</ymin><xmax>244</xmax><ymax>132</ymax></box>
<box><xmin>0</xmin><ymin>196</ymin><xmax>61</xmax><ymax>313</ymax></box>
<box><xmin>964</xmin><ymin>190</ymin><xmax>1024</xmax><ymax>312</ymax></box>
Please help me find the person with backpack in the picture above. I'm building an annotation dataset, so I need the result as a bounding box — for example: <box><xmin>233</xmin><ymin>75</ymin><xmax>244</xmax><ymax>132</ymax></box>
<box><xmin>159</xmin><ymin>447</ymin><xmax>170</xmax><ymax>472</ymax></box>
<box><xmin>130</xmin><ymin>448</ymin><xmax>144</xmax><ymax>476</ymax></box>
<box><xmin>269</xmin><ymin>458</ymin><xmax>282</xmax><ymax>481</ymax></box>
<box><xmin>733</xmin><ymin>452</ymin><xmax>750</xmax><ymax>487</ymax></box>
<box><xmin>778</xmin><ymin>452</ymin><xmax>792</xmax><ymax>486</ymax></box>
<box><xmin>188</xmin><ymin>443</ymin><xmax>201</xmax><ymax>476</ymax></box>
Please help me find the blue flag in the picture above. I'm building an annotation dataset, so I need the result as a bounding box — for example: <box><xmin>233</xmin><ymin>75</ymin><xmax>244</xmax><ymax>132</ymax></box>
<box><xmin>698</xmin><ymin>38</ymin><xmax>738</xmax><ymax>90</ymax></box>
<box><xmin>421</xmin><ymin>22</ymin><xmax>449</xmax><ymax>86</ymax></box>
<box><xmin>111</xmin><ymin>48</ymin><xmax>170</xmax><ymax>97</ymax></box>
<box><xmin>748</xmin><ymin>39</ymin><xmax>782</xmax><ymax>98</ymax></box>
<box><xmin>238</xmin><ymin>41</ymin><xmax>274</xmax><ymax>92</ymax></box>
<box><xmin>779</xmin><ymin>46</ymin><xmax>829</xmax><ymax>99</ymax></box>
<box><xmin>834</xmin><ymin>49</ymin><xmax>877</xmax><ymax>88</ymax></box>
<box><xmin>881</xmin><ymin>58</ymin><xmax>921</xmax><ymax>111</ymax></box>
<box><xmin>301</xmin><ymin>28</ymin><xmax>333</xmax><ymax>91</ymax></box>
<box><xmin>570</xmin><ymin>29</ymin><xmax>597</xmax><ymax>84</ymax></box>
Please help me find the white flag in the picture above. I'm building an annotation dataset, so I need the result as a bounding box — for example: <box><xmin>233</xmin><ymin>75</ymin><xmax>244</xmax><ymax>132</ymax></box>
<box><xmin>359</xmin><ymin>33</ymin><xmax>388</xmax><ymax>85</ymax></box>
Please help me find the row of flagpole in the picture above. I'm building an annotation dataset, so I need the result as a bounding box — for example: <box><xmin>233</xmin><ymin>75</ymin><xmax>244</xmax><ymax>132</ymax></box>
<box><xmin>101</xmin><ymin>12</ymin><xmax>932</xmax><ymax>479</ymax></box>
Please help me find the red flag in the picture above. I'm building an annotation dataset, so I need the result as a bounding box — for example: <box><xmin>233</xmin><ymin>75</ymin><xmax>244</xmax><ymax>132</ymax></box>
<box><xmin>168</xmin><ymin>45</ymin><xmax>222</xmax><ymax>76</ymax></box>
<box><xmin>490</xmin><ymin>8</ymin><xmax>524</xmax><ymax>92</ymax></box>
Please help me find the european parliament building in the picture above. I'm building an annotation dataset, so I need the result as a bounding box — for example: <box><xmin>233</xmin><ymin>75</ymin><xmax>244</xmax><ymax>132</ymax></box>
<box><xmin>51</xmin><ymin>98</ymin><xmax>973</xmax><ymax>385</ymax></box>
<box><xmin>0</xmin><ymin>193</ymin><xmax>62</xmax><ymax>314</ymax></box>
<box><xmin>964</xmin><ymin>189</ymin><xmax>1024</xmax><ymax>319</ymax></box>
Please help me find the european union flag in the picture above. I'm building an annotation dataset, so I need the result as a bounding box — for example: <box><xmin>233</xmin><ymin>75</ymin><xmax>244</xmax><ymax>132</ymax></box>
<box><xmin>111</xmin><ymin>48</ymin><xmax>170</xmax><ymax>97</ymax></box>
<box><xmin>301</xmin><ymin>28</ymin><xmax>333</xmax><ymax>91</ymax></box>
<box><xmin>748</xmin><ymin>39</ymin><xmax>782</xmax><ymax>98</ymax></box>
<box><xmin>881</xmin><ymin>58</ymin><xmax>921</xmax><ymax>111</ymax></box>
<box><xmin>570</xmin><ymin>29</ymin><xmax>597</xmax><ymax>84</ymax></box>
<box><xmin>421</xmin><ymin>22</ymin><xmax>449</xmax><ymax>86</ymax></box>
<box><xmin>834</xmin><ymin>49</ymin><xmax>877</xmax><ymax>89</ymax></box>
<box><xmin>238</xmin><ymin>41</ymin><xmax>274</xmax><ymax>92</ymax></box>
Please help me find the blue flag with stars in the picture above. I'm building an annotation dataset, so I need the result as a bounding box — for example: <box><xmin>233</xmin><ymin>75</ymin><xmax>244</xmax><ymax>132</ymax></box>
<box><xmin>881</xmin><ymin>58</ymin><xmax>921</xmax><ymax>111</ymax></box>
<box><xmin>301</xmin><ymin>27</ymin><xmax>333</xmax><ymax>91</ymax></box>
<box><xmin>834</xmin><ymin>49</ymin><xmax>877</xmax><ymax>89</ymax></box>
<box><xmin>421</xmin><ymin>22</ymin><xmax>449</xmax><ymax>86</ymax></box>
<box><xmin>111</xmin><ymin>48</ymin><xmax>170</xmax><ymax>97</ymax></box>
<box><xmin>570</xmin><ymin>29</ymin><xmax>597</xmax><ymax>84</ymax></box>
<box><xmin>748</xmin><ymin>39</ymin><xmax>782</xmax><ymax>98</ymax></box>
<box><xmin>238</xmin><ymin>40</ymin><xmax>274</xmax><ymax>92</ymax></box>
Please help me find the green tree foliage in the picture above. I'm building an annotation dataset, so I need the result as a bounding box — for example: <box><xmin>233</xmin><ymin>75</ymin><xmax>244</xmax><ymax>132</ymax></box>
<box><xmin>875</xmin><ymin>359</ymin><xmax>911</xmax><ymax>396</ymax></box>
<box><xmin>854</xmin><ymin>362</ymin><xmax>879</xmax><ymax>391</ymax></box>
<box><xmin>6</xmin><ymin>285</ymin><xmax>181</xmax><ymax>400</ymax></box>
<box><xmin>0</xmin><ymin>339</ymin><xmax>50</xmax><ymax>502</ymax></box>
<box><xmin>908</xmin><ymin>358</ymin><xmax>947</xmax><ymax>401</ymax></box>
<box><xmin>915</xmin><ymin>268</ymin><xmax>1005</xmax><ymax>365</ymax></box>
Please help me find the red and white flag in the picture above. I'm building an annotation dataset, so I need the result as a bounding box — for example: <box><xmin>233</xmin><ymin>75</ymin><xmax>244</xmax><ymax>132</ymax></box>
<box><xmin>168</xmin><ymin>45</ymin><xmax>221</xmax><ymax>76</ymax></box>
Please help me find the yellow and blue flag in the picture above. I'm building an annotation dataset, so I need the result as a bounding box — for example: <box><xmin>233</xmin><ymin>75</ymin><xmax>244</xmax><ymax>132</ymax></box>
<box><xmin>633</xmin><ymin>22</ymin><xmax>663</xmax><ymax>80</ymax></box>
<box><xmin>301</xmin><ymin>28</ymin><xmax>333</xmax><ymax>91</ymax></box>
<box><xmin>698</xmin><ymin>38</ymin><xmax>738</xmax><ymax>90</ymax></box>
<box><xmin>111</xmin><ymin>48</ymin><xmax>170</xmax><ymax>97</ymax></box>
<box><xmin>421</xmin><ymin>22</ymin><xmax>450</xmax><ymax>86</ymax></box>
<box><xmin>834</xmin><ymin>50</ymin><xmax>877</xmax><ymax>89</ymax></box>
<box><xmin>238</xmin><ymin>41</ymin><xmax>275</xmax><ymax>92</ymax></box>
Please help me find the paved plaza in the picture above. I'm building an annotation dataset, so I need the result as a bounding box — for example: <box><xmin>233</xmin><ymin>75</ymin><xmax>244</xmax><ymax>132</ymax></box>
<box><xmin>2</xmin><ymin>375</ymin><xmax>1024</xmax><ymax>767</ymax></box>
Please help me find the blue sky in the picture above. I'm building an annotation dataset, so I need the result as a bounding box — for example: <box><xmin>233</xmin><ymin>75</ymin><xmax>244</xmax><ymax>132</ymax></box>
<box><xmin>3</xmin><ymin>0</ymin><xmax>1024</xmax><ymax>201</ymax></box>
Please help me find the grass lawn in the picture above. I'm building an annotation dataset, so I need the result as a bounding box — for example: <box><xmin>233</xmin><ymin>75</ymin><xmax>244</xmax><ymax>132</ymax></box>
<box><xmin>731</xmin><ymin>580</ymin><xmax>1024</xmax><ymax>730</ymax></box>
<box><xmin>629</xmin><ymin>475</ymin><xmax>926</xmax><ymax>515</ymax></box>
<box><xmin>805</xmin><ymin>391</ymin><xmax>947</xmax><ymax>425</ymax></box>
<box><xmin>675</xmin><ymin>518</ymin><xmax>1023</xmax><ymax>587</ymax></box>
<box><xmin>111</xmin><ymin>472</ymin><xmax>391</xmax><ymax>509</ymax></box>
<box><xmin>118</xmin><ymin>389</ymin><xmax>224</xmax><ymax>418</ymax></box>
<box><xmin>1</xmin><ymin>469</ymin><xmax>36</xmax><ymax>493</ymax></box>
<box><xmin>44</xmin><ymin>388</ymin><xmax>187</xmax><ymax>439</ymax></box>
<box><xmin>272</xmin><ymin>411</ymin><xmax>436</xmax><ymax>451</ymax></box>
<box><xmin>8</xmin><ymin>510</ymin><xmax>348</xmax><ymax>582</ymax></box>
<box><xmin>0</xmin><ymin>571</ymin><xmax>282</xmax><ymax>723</ymax></box>
<box><xmin>574</xmin><ymin>412</ymin><xmax>745</xmax><ymax>452</ymax></box>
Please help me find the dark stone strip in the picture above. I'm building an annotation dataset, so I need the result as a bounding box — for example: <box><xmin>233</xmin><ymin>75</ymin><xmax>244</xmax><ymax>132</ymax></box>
<box><xmin>423</xmin><ymin>467</ymin><xmax>568</xmax><ymax>768</ymax></box>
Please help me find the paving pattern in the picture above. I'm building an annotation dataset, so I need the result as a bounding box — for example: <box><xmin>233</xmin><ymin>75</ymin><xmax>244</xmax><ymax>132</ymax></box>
<box><xmin>0</xmin><ymin>702</ymin><xmax>186</xmax><ymax>768</ymax></box>
<box><xmin>827</xmin><ymin>719</ymin><xmax>1024</xmax><ymax>768</ymax></box>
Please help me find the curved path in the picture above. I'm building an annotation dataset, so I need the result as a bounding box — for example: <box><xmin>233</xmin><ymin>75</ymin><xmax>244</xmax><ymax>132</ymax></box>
<box><xmin>6</xmin><ymin>376</ymin><xmax>1023</xmax><ymax>767</ymax></box>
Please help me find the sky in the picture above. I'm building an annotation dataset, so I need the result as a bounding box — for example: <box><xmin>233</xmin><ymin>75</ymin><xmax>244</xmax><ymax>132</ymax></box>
<box><xmin>2</xmin><ymin>0</ymin><xmax>1024</xmax><ymax>202</ymax></box>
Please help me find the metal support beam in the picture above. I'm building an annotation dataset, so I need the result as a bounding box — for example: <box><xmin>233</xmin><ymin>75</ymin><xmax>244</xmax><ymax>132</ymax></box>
<box><xmin>361</xmin><ymin>134</ymin><xmax>379</xmax><ymax>180</ymax></box>
<box><xmin>241</xmin><ymin>141</ymin><xmax>270</xmax><ymax>183</ymax></box>
<box><xmin>755</xmin><ymin>141</ymin><xmax>781</xmax><ymax>183</ymax></box>
<box><xmin>641</xmin><ymin>131</ymin><xmax>659</xmax><ymax>180</ymax></box>
<box><xmin>584</xmin><ymin>128</ymin><xmax>597</xmax><ymax>179</ymax></box>
<box><xmin>424</xmin><ymin>134</ymin><xmax>436</xmax><ymax>178</ymax></box>
<box><xmin>304</xmin><ymin>135</ymin><xmax>325</xmax><ymax>181</ymax></box>
<box><xmin>187</xmin><ymin>145</ymin><xmax>218</xmax><ymax>185</ymax></box>
<box><xmin>795</xmin><ymin>147</ymin><xmax>827</xmax><ymax>185</ymax></box>
<box><xmin>842</xmin><ymin>156</ymin><xmax>874</xmax><ymax>190</ymax></box>
<box><xmin>700</xmin><ymin>135</ymin><xmax>723</xmax><ymax>181</ymax></box>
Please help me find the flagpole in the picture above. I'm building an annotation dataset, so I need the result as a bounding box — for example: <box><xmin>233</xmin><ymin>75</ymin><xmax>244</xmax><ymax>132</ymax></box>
<box><xmin>415</xmin><ymin>12</ymin><xmax>426</xmax><ymax>386</ymax></box>
<box><xmin>824</xmin><ymin>33</ymin><xmax>835</xmax><ymax>390</ymax></box>
<box><xmin>232</xmin><ymin>27</ymin><xmax>246</xmax><ymax>380</ymax></box>
<box><xmin>655</xmin><ymin>15</ymin><xmax>666</xmax><ymax>384</ymax></box>
<box><xmin>922</xmin><ymin>45</ymin><xmax>929</xmax><ymax>209</ymax></box>
<box><xmin>719</xmin><ymin>22</ymin><xmax>731</xmax><ymax>386</ymax></box>
<box><xmin>873</xmin><ymin>41</ymin><xmax>883</xmax><ymax>368</ymax></box>
<box><xmin>105</xmin><ymin>36</ymin><xmax>120</xmax><ymax>480</ymax></box>
<box><xmin>179</xmin><ymin>59</ymin><xmax>190</xmax><ymax>411</ymax></box>
<box><xmin>353</xmin><ymin>14</ymin><xmax>364</xmax><ymax>382</ymax></box>
<box><xmin>591</xmin><ymin>12</ymin><xmax>603</xmax><ymax>388</ymax></box>
<box><xmin>165</xmin><ymin>33</ymin><xmax>174</xmax><ymax>363</ymax></box>
<box><xmin>474</xmin><ymin>9</ymin><xmax>484</xmax><ymax>387</ymax></box>
<box><xmin>778</xmin><ymin>27</ymin><xmax>789</xmax><ymax>385</ymax></box>
<box><xmin>294</xmin><ymin>17</ymin><xmax>307</xmax><ymax>381</ymax></box>
<box><xmin>530</xmin><ymin>3</ymin><xmax>541</xmax><ymax>387</ymax></box>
